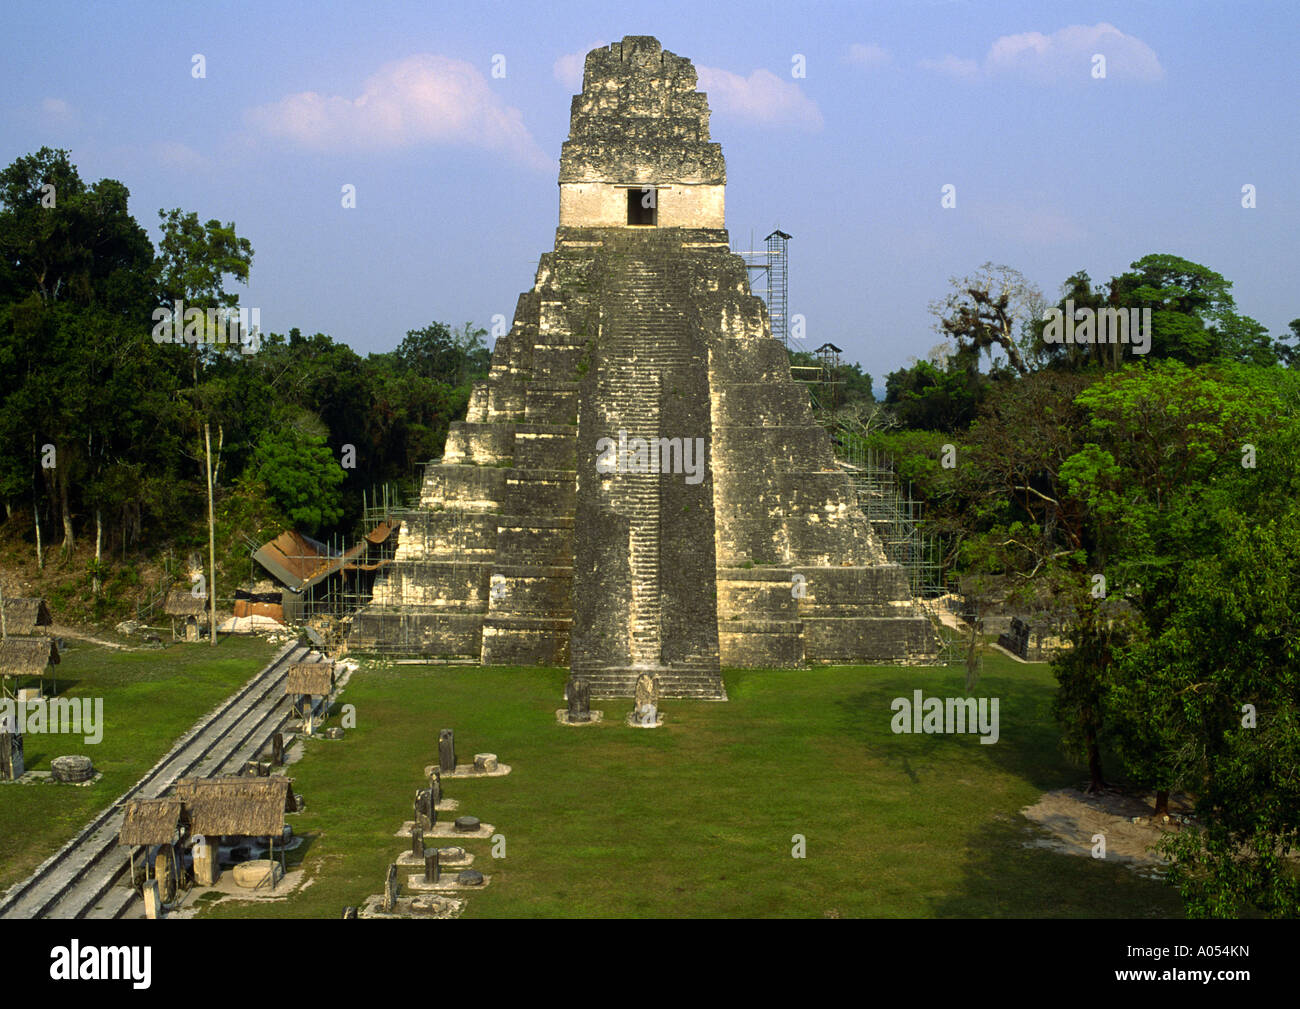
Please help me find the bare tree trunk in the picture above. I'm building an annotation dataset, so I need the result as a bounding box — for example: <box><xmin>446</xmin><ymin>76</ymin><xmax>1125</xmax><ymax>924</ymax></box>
<box><xmin>34</xmin><ymin>501</ymin><xmax>43</xmax><ymax>571</ymax></box>
<box><xmin>59</xmin><ymin>476</ymin><xmax>73</xmax><ymax>554</ymax></box>
<box><xmin>213</xmin><ymin>424</ymin><xmax>225</xmax><ymax>486</ymax></box>
<box><xmin>1153</xmin><ymin>789</ymin><xmax>1170</xmax><ymax>818</ymax></box>
<box><xmin>205</xmin><ymin>423</ymin><xmax>217</xmax><ymax>647</ymax></box>
<box><xmin>93</xmin><ymin>509</ymin><xmax>103</xmax><ymax>595</ymax></box>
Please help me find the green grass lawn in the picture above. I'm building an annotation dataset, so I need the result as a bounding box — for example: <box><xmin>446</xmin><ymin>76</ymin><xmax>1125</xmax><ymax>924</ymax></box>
<box><xmin>0</xmin><ymin>634</ymin><xmax>278</xmax><ymax>891</ymax></box>
<box><xmin>198</xmin><ymin>653</ymin><xmax>1185</xmax><ymax>919</ymax></box>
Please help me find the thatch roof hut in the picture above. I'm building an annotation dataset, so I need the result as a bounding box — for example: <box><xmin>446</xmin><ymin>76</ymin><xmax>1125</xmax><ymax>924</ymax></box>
<box><xmin>286</xmin><ymin>662</ymin><xmax>334</xmax><ymax>697</ymax></box>
<box><xmin>118</xmin><ymin>799</ymin><xmax>186</xmax><ymax>847</ymax></box>
<box><xmin>172</xmin><ymin>776</ymin><xmax>292</xmax><ymax>837</ymax></box>
<box><xmin>1</xmin><ymin>598</ymin><xmax>51</xmax><ymax>635</ymax></box>
<box><xmin>0</xmin><ymin>637</ymin><xmax>60</xmax><ymax>678</ymax></box>
<box><xmin>164</xmin><ymin>589</ymin><xmax>209</xmax><ymax>618</ymax></box>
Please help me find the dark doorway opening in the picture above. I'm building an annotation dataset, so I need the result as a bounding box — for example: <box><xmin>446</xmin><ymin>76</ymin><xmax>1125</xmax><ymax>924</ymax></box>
<box><xmin>627</xmin><ymin>187</ymin><xmax>657</xmax><ymax>226</ymax></box>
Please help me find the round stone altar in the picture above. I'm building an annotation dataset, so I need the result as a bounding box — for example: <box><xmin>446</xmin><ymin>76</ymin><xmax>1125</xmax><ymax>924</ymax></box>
<box><xmin>50</xmin><ymin>755</ymin><xmax>95</xmax><ymax>783</ymax></box>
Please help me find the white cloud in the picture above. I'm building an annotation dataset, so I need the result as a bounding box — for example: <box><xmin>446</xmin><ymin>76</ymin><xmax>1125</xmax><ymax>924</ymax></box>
<box><xmin>918</xmin><ymin>54</ymin><xmax>981</xmax><ymax>80</ymax></box>
<box><xmin>41</xmin><ymin>97</ymin><xmax>78</xmax><ymax>126</ymax></box>
<box><xmin>553</xmin><ymin>41</ymin><xmax>607</xmax><ymax>91</ymax></box>
<box><xmin>847</xmin><ymin>43</ymin><xmax>891</xmax><ymax>70</ymax></box>
<box><xmin>152</xmin><ymin>141</ymin><xmax>208</xmax><ymax>172</ymax></box>
<box><xmin>247</xmin><ymin>54</ymin><xmax>550</xmax><ymax>170</ymax></box>
<box><xmin>696</xmin><ymin>66</ymin><xmax>823</xmax><ymax>131</ymax></box>
<box><xmin>922</xmin><ymin>23</ymin><xmax>1163</xmax><ymax>83</ymax></box>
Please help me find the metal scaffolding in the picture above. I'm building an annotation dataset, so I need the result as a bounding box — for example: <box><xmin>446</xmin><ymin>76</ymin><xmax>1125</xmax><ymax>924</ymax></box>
<box><xmin>356</xmin><ymin>468</ymin><xmax>494</xmax><ymax>659</ymax></box>
<box><xmin>735</xmin><ymin>228</ymin><xmax>792</xmax><ymax>346</ymax></box>
<box><xmin>833</xmin><ymin>438</ymin><xmax>946</xmax><ymax>599</ymax></box>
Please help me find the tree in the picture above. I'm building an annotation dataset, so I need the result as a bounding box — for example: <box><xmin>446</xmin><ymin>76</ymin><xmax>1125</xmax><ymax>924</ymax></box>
<box><xmin>929</xmin><ymin>262</ymin><xmax>1045</xmax><ymax>377</ymax></box>
<box><xmin>1143</xmin><ymin>480</ymin><xmax>1300</xmax><ymax>916</ymax></box>
<box><xmin>1107</xmin><ymin>254</ymin><xmax>1235</xmax><ymax>366</ymax></box>
<box><xmin>883</xmin><ymin>358</ymin><xmax>983</xmax><ymax>431</ymax></box>
<box><xmin>1058</xmin><ymin>361</ymin><xmax>1293</xmax><ymax>815</ymax></box>
<box><xmin>0</xmin><ymin>149</ymin><xmax>159</xmax><ymax>560</ymax></box>
<box><xmin>249</xmin><ymin>416</ymin><xmax>345</xmax><ymax>534</ymax></box>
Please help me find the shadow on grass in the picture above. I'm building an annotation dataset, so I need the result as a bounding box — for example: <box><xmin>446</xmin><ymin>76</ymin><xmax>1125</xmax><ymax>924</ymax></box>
<box><xmin>834</xmin><ymin>665</ymin><xmax>1075</xmax><ymax>794</ymax></box>
<box><xmin>928</xmin><ymin>815</ymin><xmax>1185</xmax><ymax>918</ymax></box>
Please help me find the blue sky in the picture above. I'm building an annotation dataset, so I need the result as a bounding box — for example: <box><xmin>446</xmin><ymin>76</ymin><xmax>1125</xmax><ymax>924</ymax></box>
<box><xmin>3</xmin><ymin>0</ymin><xmax>1298</xmax><ymax>385</ymax></box>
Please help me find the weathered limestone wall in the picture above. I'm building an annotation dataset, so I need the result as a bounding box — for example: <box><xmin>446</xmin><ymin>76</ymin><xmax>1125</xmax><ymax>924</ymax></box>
<box><xmin>558</xmin><ymin>182</ymin><xmax>724</xmax><ymax>228</ymax></box>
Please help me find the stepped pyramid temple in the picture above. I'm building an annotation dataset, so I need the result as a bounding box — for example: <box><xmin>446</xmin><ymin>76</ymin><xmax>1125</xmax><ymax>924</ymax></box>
<box><xmin>350</xmin><ymin>36</ymin><xmax>935</xmax><ymax>696</ymax></box>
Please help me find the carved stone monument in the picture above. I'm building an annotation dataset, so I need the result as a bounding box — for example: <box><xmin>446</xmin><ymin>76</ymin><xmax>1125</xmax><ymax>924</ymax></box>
<box><xmin>473</xmin><ymin>753</ymin><xmax>498</xmax><ymax>774</ymax></box>
<box><xmin>414</xmin><ymin>788</ymin><xmax>436</xmax><ymax>829</ymax></box>
<box><xmin>192</xmin><ymin>835</ymin><xmax>220</xmax><ymax>886</ymax></box>
<box><xmin>566</xmin><ymin>675</ymin><xmax>591</xmax><ymax>723</ymax></box>
<box><xmin>411</xmin><ymin>824</ymin><xmax>424</xmax><ymax>860</ymax></box>
<box><xmin>439</xmin><ymin>729</ymin><xmax>455</xmax><ymax>773</ymax></box>
<box><xmin>425</xmin><ymin>850</ymin><xmax>439</xmax><ymax>884</ymax></box>
<box><xmin>0</xmin><ymin>717</ymin><xmax>23</xmax><ymax>781</ymax></box>
<box><xmin>429</xmin><ymin>769</ymin><xmax>442</xmax><ymax>809</ymax></box>
<box><xmin>383</xmin><ymin>863</ymin><xmax>400</xmax><ymax>913</ymax></box>
<box><xmin>629</xmin><ymin>672</ymin><xmax>661</xmax><ymax>727</ymax></box>
<box><xmin>271</xmin><ymin>732</ymin><xmax>284</xmax><ymax>766</ymax></box>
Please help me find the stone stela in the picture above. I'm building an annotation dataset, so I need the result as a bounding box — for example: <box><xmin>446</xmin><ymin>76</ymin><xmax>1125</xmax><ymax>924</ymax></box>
<box><xmin>439</xmin><ymin>729</ymin><xmax>456</xmax><ymax>773</ymax></box>
<box><xmin>630</xmin><ymin>672</ymin><xmax>661</xmax><ymax>727</ymax></box>
<box><xmin>566</xmin><ymin>675</ymin><xmax>591</xmax><ymax>722</ymax></box>
<box><xmin>350</xmin><ymin>35</ymin><xmax>935</xmax><ymax>695</ymax></box>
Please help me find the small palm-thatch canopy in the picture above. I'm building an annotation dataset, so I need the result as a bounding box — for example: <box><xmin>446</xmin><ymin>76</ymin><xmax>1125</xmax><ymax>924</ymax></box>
<box><xmin>1</xmin><ymin>598</ymin><xmax>52</xmax><ymax>635</ymax></box>
<box><xmin>118</xmin><ymin>799</ymin><xmax>187</xmax><ymax>847</ymax></box>
<box><xmin>172</xmin><ymin>776</ymin><xmax>292</xmax><ymax>838</ymax></box>
<box><xmin>164</xmin><ymin>589</ymin><xmax>209</xmax><ymax>619</ymax></box>
<box><xmin>286</xmin><ymin>662</ymin><xmax>334</xmax><ymax>697</ymax></box>
<box><xmin>0</xmin><ymin>637</ymin><xmax>60</xmax><ymax>678</ymax></box>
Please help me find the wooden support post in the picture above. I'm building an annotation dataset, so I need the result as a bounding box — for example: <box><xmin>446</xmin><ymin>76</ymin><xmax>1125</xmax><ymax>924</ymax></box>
<box><xmin>205</xmin><ymin>422</ymin><xmax>217</xmax><ymax>647</ymax></box>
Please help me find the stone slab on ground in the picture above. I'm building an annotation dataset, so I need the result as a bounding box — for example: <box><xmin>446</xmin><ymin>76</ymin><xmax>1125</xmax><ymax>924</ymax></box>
<box><xmin>395</xmin><ymin>821</ymin><xmax>495</xmax><ymax>840</ymax></box>
<box><xmin>1</xmin><ymin>770</ymin><xmax>104</xmax><ymax>787</ymax></box>
<box><xmin>358</xmin><ymin>894</ymin><xmax>464</xmax><ymax>919</ymax></box>
<box><xmin>397</xmin><ymin>850</ymin><xmax>473</xmax><ymax>870</ymax></box>
<box><xmin>423</xmin><ymin>762</ymin><xmax>511</xmax><ymax>779</ymax></box>
<box><xmin>406</xmin><ymin>873</ymin><xmax>490</xmax><ymax>891</ymax></box>
<box><xmin>394</xmin><ymin>812</ymin><xmax>468</xmax><ymax>836</ymax></box>
<box><xmin>556</xmin><ymin>709</ymin><xmax>603</xmax><ymax>726</ymax></box>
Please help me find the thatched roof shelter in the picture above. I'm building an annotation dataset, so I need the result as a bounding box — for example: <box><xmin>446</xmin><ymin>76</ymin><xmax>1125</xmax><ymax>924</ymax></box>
<box><xmin>286</xmin><ymin>662</ymin><xmax>334</xmax><ymax>697</ymax></box>
<box><xmin>172</xmin><ymin>776</ymin><xmax>292</xmax><ymax>837</ymax></box>
<box><xmin>0</xmin><ymin>637</ymin><xmax>60</xmax><ymax>678</ymax></box>
<box><xmin>164</xmin><ymin>589</ymin><xmax>209</xmax><ymax>619</ymax></box>
<box><xmin>118</xmin><ymin>799</ymin><xmax>186</xmax><ymax>846</ymax></box>
<box><xmin>1</xmin><ymin>598</ymin><xmax>51</xmax><ymax>635</ymax></box>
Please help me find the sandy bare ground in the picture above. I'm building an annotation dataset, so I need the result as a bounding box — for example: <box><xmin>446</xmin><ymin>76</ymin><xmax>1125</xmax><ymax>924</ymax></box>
<box><xmin>1020</xmin><ymin>787</ymin><xmax>1195</xmax><ymax>872</ymax></box>
<box><xmin>49</xmin><ymin>624</ymin><xmax>135</xmax><ymax>650</ymax></box>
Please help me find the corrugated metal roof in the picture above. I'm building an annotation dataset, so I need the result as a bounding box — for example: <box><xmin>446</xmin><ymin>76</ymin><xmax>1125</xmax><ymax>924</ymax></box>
<box><xmin>254</xmin><ymin>525</ymin><xmax>392</xmax><ymax>592</ymax></box>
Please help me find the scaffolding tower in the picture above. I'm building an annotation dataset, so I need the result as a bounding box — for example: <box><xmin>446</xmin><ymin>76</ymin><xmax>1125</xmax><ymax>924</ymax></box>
<box><xmin>765</xmin><ymin>229</ymin><xmax>791</xmax><ymax>345</ymax></box>
<box><xmin>735</xmin><ymin>229</ymin><xmax>792</xmax><ymax>346</ymax></box>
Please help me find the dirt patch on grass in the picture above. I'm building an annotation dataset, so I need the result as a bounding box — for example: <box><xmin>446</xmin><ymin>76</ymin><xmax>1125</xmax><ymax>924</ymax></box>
<box><xmin>49</xmin><ymin>624</ymin><xmax>136</xmax><ymax>650</ymax></box>
<box><xmin>1020</xmin><ymin>787</ymin><xmax>1194</xmax><ymax>869</ymax></box>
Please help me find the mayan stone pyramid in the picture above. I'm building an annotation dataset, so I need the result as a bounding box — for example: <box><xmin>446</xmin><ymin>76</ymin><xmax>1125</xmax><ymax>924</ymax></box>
<box><xmin>350</xmin><ymin>36</ymin><xmax>936</xmax><ymax>696</ymax></box>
